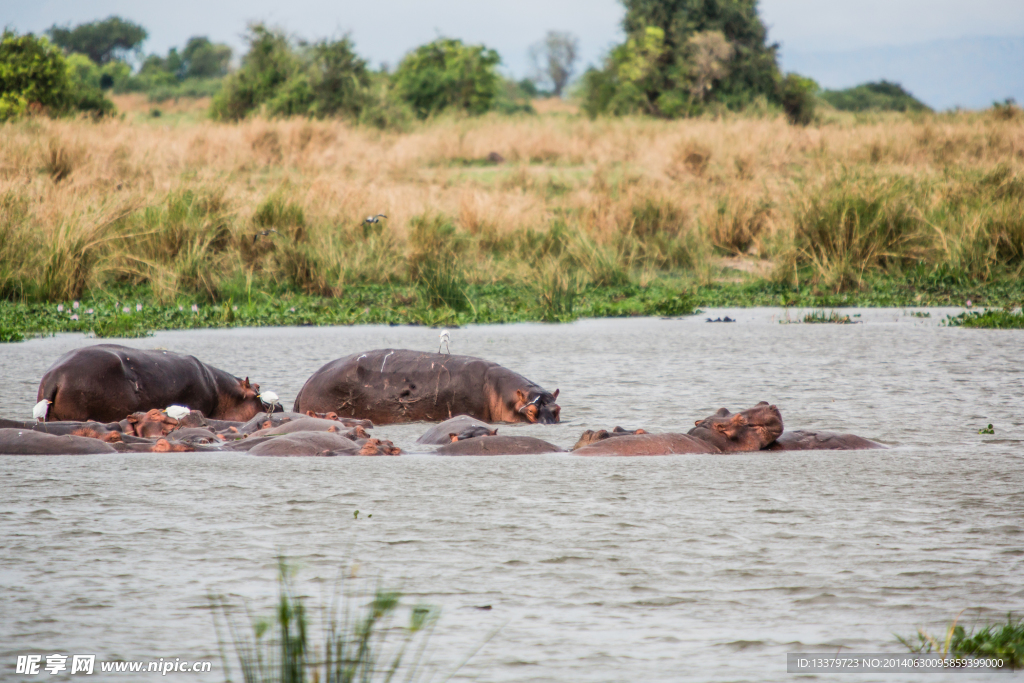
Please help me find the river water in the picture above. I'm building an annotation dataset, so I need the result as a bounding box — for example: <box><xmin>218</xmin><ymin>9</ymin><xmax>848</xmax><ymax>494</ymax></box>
<box><xmin>1</xmin><ymin>309</ymin><xmax>1021</xmax><ymax>682</ymax></box>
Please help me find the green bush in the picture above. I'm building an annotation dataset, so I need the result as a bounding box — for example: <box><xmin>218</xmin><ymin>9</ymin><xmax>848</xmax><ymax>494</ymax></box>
<box><xmin>0</xmin><ymin>31</ymin><xmax>72</xmax><ymax>120</ymax></box>
<box><xmin>821</xmin><ymin>81</ymin><xmax>930</xmax><ymax>113</ymax></box>
<box><xmin>211</xmin><ymin>24</ymin><xmax>371</xmax><ymax>122</ymax></box>
<box><xmin>394</xmin><ymin>38</ymin><xmax>501</xmax><ymax>118</ymax></box>
<box><xmin>780</xmin><ymin>73</ymin><xmax>817</xmax><ymax>126</ymax></box>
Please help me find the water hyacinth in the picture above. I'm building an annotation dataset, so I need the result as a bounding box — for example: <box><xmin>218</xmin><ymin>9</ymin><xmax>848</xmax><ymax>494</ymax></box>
<box><xmin>70</xmin><ymin>314</ymin><xmax>78</xmax><ymax>321</ymax></box>
<box><xmin>73</xmin><ymin>301</ymin><xmax>79</xmax><ymax>309</ymax></box>
<box><xmin>86</xmin><ymin>308</ymin><xmax>94</xmax><ymax>314</ymax></box>
<box><xmin>191</xmin><ymin>304</ymin><xmax>199</xmax><ymax>312</ymax></box>
<box><xmin>122</xmin><ymin>306</ymin><xmax>130</xmax><ymax>313</ymax></box>
<box><xmin>178</xmin><ymin>305</ymin><xmax>183</xmax><ymax>311</ymax></box>
<box><xmin>136</xmin><ymin>303</ymin><xmax>142</xmax><ymax>311</ymax></box>
<box><xmin>57</xmin><ymin>304</ymin><xmax>64</xmax><ymax>312</ymax></box>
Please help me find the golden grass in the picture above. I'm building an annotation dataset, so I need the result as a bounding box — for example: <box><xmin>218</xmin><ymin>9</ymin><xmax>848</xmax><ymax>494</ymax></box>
<box><xmin>1</xmin><ymin>106</ymin><xmax>1022</xmax><ymax>302</ymax></box>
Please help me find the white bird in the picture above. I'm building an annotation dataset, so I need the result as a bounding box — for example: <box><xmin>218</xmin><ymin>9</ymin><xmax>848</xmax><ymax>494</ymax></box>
<box><xmin>438</xmin><ymin>329</ymin><xmax>451</xmax><ymax>354</ymax></box>
<box><xmin>33</xmin><ymin>399</ymin><xmax>51</xmax><ymax>422</ymax></box>
<box><xmin>259</xmin><ymin>391</ymin><xmax>280</xmax><ymax>412</ymax></box>
<box><xmin>363</xmin><ymin>214</ymin><xmax>387</xmax><ymax>224</ymax></box>
<box><xmin>164</xmin><ymin>405</ymin><xmax>190</xmax><ymax>420</ymax></box>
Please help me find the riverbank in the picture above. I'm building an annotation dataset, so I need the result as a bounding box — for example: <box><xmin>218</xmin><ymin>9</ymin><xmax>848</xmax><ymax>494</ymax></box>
<box><xmin>2</xmin><ymin>273</ymin><xmax>1021</xmax><ymax>341</ymax></box>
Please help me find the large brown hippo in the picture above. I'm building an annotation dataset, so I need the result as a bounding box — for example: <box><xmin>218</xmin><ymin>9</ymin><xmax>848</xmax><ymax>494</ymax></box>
<box><xmin>0</xmin><ymin>429</ymin><xmax>118</xmax><ymax>455</ymax></box>
<box><xmin>765</xmin><ymin>430</ymin><xmax>886</xmax><ymax>450</ymax></box>
<box><xmin>435</xmin><ymin>435</ymin><xmax>563</xmax><ymax>455</ymax></box>
<box><xmin>37</xmin><ymin>344</ymin><xmax>267</xmax><ymax>423</ymax></box>
<box><xmin>293</xmin><ymin>350</ymin><xmax>561</xmax><ymax>425</ymax></box>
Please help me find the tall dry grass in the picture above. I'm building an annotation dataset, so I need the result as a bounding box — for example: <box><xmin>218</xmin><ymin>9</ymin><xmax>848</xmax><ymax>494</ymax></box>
<box><xmin>1</xmin><ymin>105</ymin><xmax>1022</xmax><ymax>302</ymax></box>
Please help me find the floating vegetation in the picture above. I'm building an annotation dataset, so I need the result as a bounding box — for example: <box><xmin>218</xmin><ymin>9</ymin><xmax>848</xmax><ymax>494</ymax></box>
<box><xmin>978</xmin><ymin>424</ymin><xmax>995</xmax><ymax>435</ymax></box>
<box><xmin>944</xmin><ymin>310</ymin><xmax>1024</xmax><ymax>329</ymax></box>
<box><xmin>897</xmin><ymin>612</ymin><xmax>1024</xmax><ymax>668</ymax></box>
<box><xmin>802</xmin><ymin>310</ymin><xmax>853</xmax><ymax>324</ymax></box>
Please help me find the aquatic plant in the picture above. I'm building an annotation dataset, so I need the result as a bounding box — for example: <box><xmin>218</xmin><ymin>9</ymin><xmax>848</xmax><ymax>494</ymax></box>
<box><xmin>944</xmin><ymin>310</ymin><xmax>1024</xmax><ymax>329</ymax></box>
<box><xmin>802</xmin><ymin>310</ymin><xmax>852</xmax><ymax>324</ymax></box>
<box><xmin>978</xmin><ymin>424</ymin><xmax>995</xmax><ymax>435</ymax></box>
<box><xmin>210</xmin><ymin>557</ymin><xmax>453</xmax><ymax>683</ymax></box>
<box><xmin>897</xmin><ymin>612</ymin><xmax>1024</xmax><ymax>668</ymax></box>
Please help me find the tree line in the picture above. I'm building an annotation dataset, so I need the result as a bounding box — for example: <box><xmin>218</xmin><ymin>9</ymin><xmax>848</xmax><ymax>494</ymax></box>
<box><xmin>0</xmin><ymin>5</ymin><xmax>931</xmax><ymax>125</ymax></box>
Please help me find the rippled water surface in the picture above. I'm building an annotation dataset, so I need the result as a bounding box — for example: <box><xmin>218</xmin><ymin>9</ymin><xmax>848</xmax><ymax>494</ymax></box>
<box><xmin>2</xmin><ymin>309</ymin><xmax>1022</xmax><ymax>682</ymax></box>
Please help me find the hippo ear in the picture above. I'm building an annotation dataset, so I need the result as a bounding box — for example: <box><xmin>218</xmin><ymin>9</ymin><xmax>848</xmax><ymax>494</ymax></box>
<box><xmin>243</xmin><ymin>377</ymin><xmax>251</xmax><ymax>389</ymax></box>
<box><xmin>695</xmin><ymin>420</ymin><xmax>702</xmax><ymax>427</ymax></box>
<box><xmin>756</xmin><ymin>401</ymin><xmax>769</xmax><ymax>406</ymax></box>
<box><xmin>730</xmin><ymin>413</ymin><xmax>748</xmax><ymax>426</ymax></box>
<box><xmin>716</xmin><ymin>407</ymin><xmax>730</xmax><ymax>417</ymax></box>
<box><xmin>449</xmin><ymin>433</ymin><xmax>459</xmax><ymax>442</ymax></box>
<box><xmin>636</xmin><ymin>428</ymin><xmax>646</xmax><ymax>434</ymax></box>
<box><xmin>712</xmin><ymin>422</ymin><xmax>730</xmax><ymax>434</ymax></box>
<box><xmin>552</xmin><ymin>389</ymin><xmax>559</xmax><ymax>400</ymax></box>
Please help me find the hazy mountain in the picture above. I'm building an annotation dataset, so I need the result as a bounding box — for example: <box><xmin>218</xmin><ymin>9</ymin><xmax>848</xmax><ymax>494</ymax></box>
<box><xmin>780</xmin><ymin>35</ymin><xmax>1024</xmax><ymax>110</ymax></box>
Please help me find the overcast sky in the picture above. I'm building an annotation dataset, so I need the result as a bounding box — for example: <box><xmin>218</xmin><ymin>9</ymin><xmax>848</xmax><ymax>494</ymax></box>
<box><xmin>4</xmin><ymin>0</ymin><xmax>1024</xmax><ymax>81</ymax></box>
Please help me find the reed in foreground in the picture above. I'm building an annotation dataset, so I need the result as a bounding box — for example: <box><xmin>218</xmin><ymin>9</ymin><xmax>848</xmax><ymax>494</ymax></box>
<box><xmin>210</xmin><ymin>557</ymin><xmax>484</xmax><ymax>683</ymax></box>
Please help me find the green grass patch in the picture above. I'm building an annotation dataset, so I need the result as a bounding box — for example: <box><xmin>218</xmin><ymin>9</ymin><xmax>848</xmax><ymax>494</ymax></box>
<box><xmin>898</xmin><ymin>613</ymin><xmax>1024</xmax><ymax>668</ymax></box>
<box><xmin>944</xmin><ymin>310</ymin><xmax>1024</xmax><ymax>329</ymax></box>
<box><xmin>802</xmin><ymin>310</ymin><xmax>853</xmax><ymax>324</ymax></box>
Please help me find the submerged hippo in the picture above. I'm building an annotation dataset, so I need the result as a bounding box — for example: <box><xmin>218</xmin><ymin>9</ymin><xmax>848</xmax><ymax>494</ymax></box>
<box><xmin>573</xmin><ymin>432</ymin><xmax>718</xmax><ymax>456</ymax></box>
<box><xmin>435</xmin><ymin>435</ymin><xmax>563</xmax><ymax>455</ymax></box>
<box><xmin>246</xmin><ymin>417</ymin><xmax>369</xmax><ymax>439</ymax></box>
<box><xmin>572</xmin><ymin>426</ymin><xmax>646</xmax><ymax>450</ymax></box>
<box><xmin>248</xmin><ymin>432</ymin><xmax>365</xmax><ymax>457</ymax></box>
<box><xmin>0</xmin><ymin>429</ymin><xmax>118</xmax><ymax>455</ymax></box>
<box><xmin>688</xmin><ymin>402</ymin><xmax>784</xmax><ymax>452</ymax></box>
<box><xmin>765</xmin><ymin>430</ymin><xmax>886</xmax><ymax>450</ymax></box>
<box><xmin>294</xmin><ymin>350</ymin><xmax>561</xmax><ymax>425</ymax></box>
<box><xmin>37</xmin><ymin>344</ymin><xmax>267</xmax><ymax>423</ymax></box>
<box><xmin>416</xmin><ymin>415</ymin><xmax>497</xmax><ymax>445</ymax></box>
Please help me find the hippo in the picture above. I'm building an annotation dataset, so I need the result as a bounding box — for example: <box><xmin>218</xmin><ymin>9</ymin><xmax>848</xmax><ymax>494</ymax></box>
<box><xmin>688</xmin><ymin>402</ymin><xmax>784</xmax><ymax>452</ymax></box>
<box><xmin>293</xmin><ymin>350</ymin><xmax>560</xmax><ymax>425</ymax></box>
<box><xmin>37</xmin><ymin>344</ymin><xmax>267</xmax><ymax>423</ymax></box>
<box><xmin>434</xmin><ymin>435</ymin><xmax>563</xmax><ymax>455</ymax></box>
<box><xmin>0</xmin><ymin>418</ymin><xmax>124</xmax><ymax>438</ymax></box>
<box><xmin>246</xmin><ymin>417</ymin><xmax>369</xmax><ymax>440</ymax></box>
<box><xmin>122</xmin><ymin>409</ymin><xmax>180</xmax><ymax>438</ymax></box>
<box><xmin>416</xmin><ymin>415</ymin><xmax>495</xmax><ymax>445</ymax></box>
<box><xmin>765</xmin><ymin>430</ymin><xmax>886</xmax><ymax>450</ymax></box>
<box><xmin>572</xmin><ymin>432</ymin><xmax>719</xmax><ymax>456</ymax></box>
<box><xmin>0</xmin><ymin>428</ymin><xmax>118</xmax><ymax>455</ymax></box>
<box><xmin>572</xmin><ymin>426</ymin><xmax>646</xmax><ymax>450</ymax></box>
<box><xmin>247</xmin><ymin>432</ymin><xmax>364</xmax><ymax>457</ymax></box>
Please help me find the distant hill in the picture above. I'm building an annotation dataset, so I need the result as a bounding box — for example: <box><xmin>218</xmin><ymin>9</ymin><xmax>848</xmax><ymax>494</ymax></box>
<box><xmin>780</xmin><ymin>36</ymin><xmax>1024</xmax><ymax>111</ymax></box>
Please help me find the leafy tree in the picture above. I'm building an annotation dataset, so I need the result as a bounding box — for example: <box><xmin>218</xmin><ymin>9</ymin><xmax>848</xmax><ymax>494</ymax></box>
<box><xmin>821</xmin><ymin>81</ymin><xmax>930</xmax><ymax>113</ymax></box>
<box><xmin>46</xmin><ymin>16</ymin><xmax>147</xmax><ymax>65</ymax></box>
<box><xmin>210</xmin><ymin>24</ymin><xmax>299</xmax><ymax>120</ymax></box>
<box><xmin>529</xmin><ymin>31</ymin><xmax>579</xmax><ymax>97</ymax></box>
<box><xmin>394</xmin><ymin>38</ymin><xmax>501</xmax><ymax>118</ymax></box>
<box><xmin>307</xmin><ymin>36</ymin><xmax>370</xmax><ymax>118</ymax></box>
<box><xmin>182</xmin><ymin>37</ymin><xmax>232</xmax><ymax>79</ymax></box>
<box><xmin>583</xmin><ymin>0</ymin><xmax>780</xmax><ymax>117</ymax></box>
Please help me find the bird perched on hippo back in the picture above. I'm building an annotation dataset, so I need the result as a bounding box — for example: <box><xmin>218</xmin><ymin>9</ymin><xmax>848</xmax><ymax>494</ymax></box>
<box><xmin>36</xmin><ymin>344</ymin><xmax>267</xmax><ymax>423</ymax></box>
<box><xmin>293</xmin><ymin>349</ymin><xmax>561</xmax><ymax>425</ymax></box>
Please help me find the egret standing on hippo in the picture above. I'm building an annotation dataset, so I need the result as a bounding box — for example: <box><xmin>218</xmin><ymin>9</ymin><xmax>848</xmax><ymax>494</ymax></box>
<box><xmin>293</xmin><ymin>349</ymin><xmax>561</xmax><ymax>425</ymax></box>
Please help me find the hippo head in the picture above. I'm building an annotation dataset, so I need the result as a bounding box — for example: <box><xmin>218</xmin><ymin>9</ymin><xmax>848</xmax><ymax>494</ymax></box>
<box><xmin>515</xmin><ymin>388</ymin><xmax>561</xmax><ymax>424</ymax></box>
<box><xmin>125</xmin><ymin>409</ymin><xmax>179</xmax><ymax>438</ymax></box>
<box><xmin>689</xmin><ymin>402</ymin><xmax>783</xmax><ymax>452</ymax></box>
<box><xmin>220</xmin><ymin>377</ymin><xmax>264</xmax><ymax>422</ymax></box>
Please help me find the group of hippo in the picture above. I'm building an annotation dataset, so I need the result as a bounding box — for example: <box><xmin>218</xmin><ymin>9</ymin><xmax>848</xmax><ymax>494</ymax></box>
<box><xmin>0</xmin><ymin>344</ymin><xmax>884</xmax><ymax>456</ymax></box>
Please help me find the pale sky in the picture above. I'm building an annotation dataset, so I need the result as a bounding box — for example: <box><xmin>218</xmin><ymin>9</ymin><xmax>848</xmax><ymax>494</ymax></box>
<box><xmin>3</xmin><ymin>0</ymin><xmax>1023</xmax><ymax>103</ymax></box>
